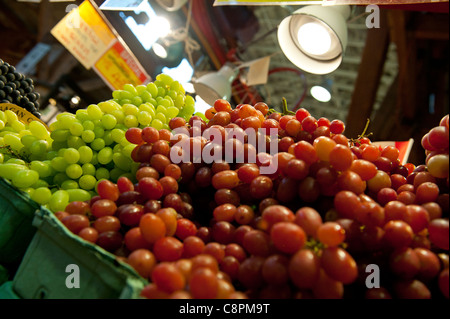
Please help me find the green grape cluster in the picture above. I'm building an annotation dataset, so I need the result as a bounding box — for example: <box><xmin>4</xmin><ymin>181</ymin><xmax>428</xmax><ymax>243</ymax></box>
<box><xmin>0</xmin><ymin>73</ymin><xmax>195</xmax><ymax>213</ymax></box>
<box><xmin>111</xmin><ymin>73</ymin><xmax>195</xmax><ymax>129</ymax></box>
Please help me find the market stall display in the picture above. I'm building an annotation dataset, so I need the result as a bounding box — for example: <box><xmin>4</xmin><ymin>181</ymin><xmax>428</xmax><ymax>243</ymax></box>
<box><xmin>0</xmin><ymin>66</ymin><xmax>448</xmax><ymax>299</ymax></box>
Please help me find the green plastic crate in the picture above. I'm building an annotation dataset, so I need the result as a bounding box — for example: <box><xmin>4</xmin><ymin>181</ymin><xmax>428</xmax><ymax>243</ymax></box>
<box><xmin>0</xmin><ymin>178</ymin><xmax>40</xmax><ymax>267</ymax></box>
<box><xmin>0</xmin><ymin>281</ymin><xmax>20</xmax><ymax>299</ymax></box>
<box><xmin>12</xmin><ymin>207</ymin><xmax>147</xmax><ymax>299</ymax></box>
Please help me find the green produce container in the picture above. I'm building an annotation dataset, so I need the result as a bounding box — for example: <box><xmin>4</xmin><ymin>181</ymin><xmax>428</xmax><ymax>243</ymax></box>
<box><xmin>0</xmin><ymin>264</ymin><xmax>8</xmax><ymax>285</ymax></box>
<box><xmin>12</xmin><ymin>207</ymin><xmax>147</xmax><ymax>299</ymax></box>
<box><xmin>0</xmin><ymin>178</ymin><xmax>40</xmax><ymax>268</ymax></box>
<box><xmin>0</xmin><ymin>281</ymin><xmax>20</xmax><ymax>299</ymax></box>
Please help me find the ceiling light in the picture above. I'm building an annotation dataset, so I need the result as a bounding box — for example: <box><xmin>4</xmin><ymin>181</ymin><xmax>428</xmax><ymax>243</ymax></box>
<box><xmin>155</xmin><ymin>0</ymin><xmax>187</xmax><ymax>12</ymax></box>
<box><xmin>310</xmin><ymin>78</ymin><xmax>333</xmax><ymax>102</ymax></box>
<box><xmin>192</xmin><ymin>63</ymin><xmax>239</xmax><ymax>106</ymax></box>
<box><xmin>278</xmin><ymin>5</ymin><xmax>351</xmax><ymax>75</ymax></box>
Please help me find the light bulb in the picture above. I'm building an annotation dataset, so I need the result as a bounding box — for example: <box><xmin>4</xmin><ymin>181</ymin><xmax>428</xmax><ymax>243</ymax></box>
<box><xmin>310</xmin><ymin>85</ymin><xmax>331</xmax><ymax>102</ymax></box>
<box><xmin>152</xmin><ymin>43</ymin><xmax>168</xmax><ymax>58</ymax></box>
<box><xmin>297</xmin><ymin>22</ymin><xmax>332</xmax><ymax>56</ymax></box>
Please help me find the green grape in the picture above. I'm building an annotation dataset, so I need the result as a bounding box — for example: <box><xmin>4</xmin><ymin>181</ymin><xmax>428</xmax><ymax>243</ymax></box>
<box><xmin>111</xmin><ymin>128</ymin><xmax>125</xmax><ymax>143</ymax></box>
<box><xmin>122</xmin><ymin>144</ymin><xmax>135</xmax><ymax>158</ymax></box>
<box><xmin>51</xmin><ymin>129</ymin><xmax>70</xmax><ymax>142</ymax></box>
<box><xmin>93</xmin><ymin>126</ymin><xmax>105</xmax><ymax>138</ymax></box>
<box><xmin>157</xmin><ymin>87</ymin><xmax>166</xmax><ymax>97</ymax></box>
<box><xmin>156</xmin><ymin>105</ymin><xmax>167</xmax><ymax>114</ymax></box>
<box><xmin>164</xmin><ymin>96</ymin><xmax>174</xmax><ymax>107</ymax></box>
<box><xmin>156</xmin><ymin>96</ymin><xmax>164</xmax><ymax>105</ymax></box>
<box><xmin>5</xmin><ymin>110</ymin><xmax>18</xmax><ymax>123</ymax></box>
<box><xmin>57</xmin><ymin>113</ymin><xmax>77</xmax><ymax>129</ymax></box>
<box><xmin>98</xmin><ymin>101</ymin><xmax>120</xmax><ymax>114</ymax></box>
<box><xmin>78</xmin><ymin>145</ymin><xmax>93</xmax><ymax>164</ymax></box>
<box><xmin>76</xmin><ymin>109</ymin><xmax>90</xmax><ymax>122</ymax></box>
<box><xmin>29</xmin><ymin>121</ymin><xmax>50</xmax><ymax>140</ymax></box>
<box><xmin>48</xmin><ymin>190</ymin><xmax>70</xmax><ymax>213</ymax></box>
<box><xmin>19</xmin><ymin>130</ymin><xmax>32</xmax><ymax>138</ymax></box>
<box><xmin>10</xmin><ymin>120</ymin><xmax>26</xmax><ymax>133</ymax></box>
<box><xmin>132</xmin><ymin>96</ymin><xmax>143</xmax><ymax>106</ymax></box>
<box><xmin>51</xmin><ymin>156</ymin><xmax>69</xmax><ymax>172</ymax></box>
<box><xmin>0</xmin><ymin>163</ymin><xmax>27</xmax><ymax>180</ymax></box>
<box><xmin>157</xmin><ymin>73</ymin><xmax>174</xmax><ymax>86</ymax></box>
<box><xmin>121</xmin><ymin>172</ymin><xmax>136</xmax><ymax>183</ymax></box>
<box><xmin>69</xmin><ymin>122</ymin><xmax>84</xmax><ymax>136</ymax></box>
<box><xmin>146</xmin><ymin>82</ymin><xmax>158</xmax><ymax>97</ymax></box>
<box><xmin>79</xmin><ymin>174</ymin><xmax>97</xmax><ymax>190</ymax></box>
<box><xmin>119</xmin><ymin>136</ymin><xmax>132</xmax><ymax>148</ymax></box>
<box><xmin>0</xmin><ymin>111</ymin><xmax>5</xmax><ymax>122</ymax></box>
<box><xmin>46</xmin><ymin>151</ymin><xmax>58</xmax><ymax>160</ymax></box>
<box><xmin>82</xmin><ymin>120</ymin><xmax>95</xmax><ymax>131</ymax></box>
<box><xmin>0</xmin><ymin>120</ymin><xmax>4</xmax><ymax>130</ymax></box>
<box><xmin>31</xmin><ymin>179</ymin><xmax>49</xmax><ymax>189</ymax></box>
<box><xmin>61</xmin><ymin>180</ymin><xmax>79</xmax><ymax>190</ymax></box>
<box><xmin>101</xmin><ymin>114</ymin><xmax>117</xmax><ymax>130</ymax></box>
<box><xmin>123</xmin><ymin>83</ymin><xmax>138</xmax><ymax>96</ymax></box>
<box><xmin>5</xmin><ymin>158</ymin><xmax>27</xmax><ymax>165</ymax></box>
<box><xmin>113</xmin><ymin>144</ymin><xmax>122</xmax><ymax>154</ymax></box>
<box><xmin>170</xmin><ymin>80</ymin><xmax>181</xmax><ymax>92</ymax></box>
<box><xmin>51</xmin><ymin>140</ymin><xmax>68</xmax><ymax>151</ymax></box>
<box><xmin>66</xmin><ymin>189</ymin><xmax>91</xmax><ymax>202</ymax></box>
<box><xmin>112</xmin><ymin>152</ymin><xmax>132</xmax><ymax>171</ymax></box>
<box><xmin>81</xmin><ymin>163</ymin><xmax>96</xmax><ymax>176</ymax></box>
<box><xmin>81</xmin><ymin>130</ymin><xmax>95</xmax><ymax>143</ymax></box>
<box><xmin>111</xmin><ymin>109</ymin><xmax>125</xmax><ymax>124</ymax></box>
<box><xmin>123</xmin><ymin>104</ymin><xmax>139</xmax><ymax>116</ymax></box>
<box><xmin>119</xmin><ymin>99</ymin><xmax>132</xmax><ymax>106</ymax></box>
<box><xmin>103</xmin><ymin>131</ymin><xmax>114</xmax><ymax>145</ymax></box>
<box><xmin>91</xmin><ymin>152</ymin><xmax>98</xmax><ymax>166</ymax></box>
<box><xmin>58</xmin><ymin>148</ymin><xmax>66</xmax><ymax>157</ymax></box>
<box><xmin>95</xmin><ymin>167</ymin><xmax>110</xmax><ymax>180</ymax></box>
<box><xmin>98</xmin><ymin>147</ymin><xmax>113</xmax><ymax>165</ymax></box>
<box><xmin>67</xmin><ymin>136</ymin><xmax>86</xmax><ymax>149</ymax></box>
<box><xmin>21</xmin><ymin>134</ymin><xmax>38</xmax><ymax>148</ymax></box>
<box><xmin>87</xmin><ymin>104</ymin><xmax>104</xmax><ymax>120</ymax></box>
<box><xmin>140</xmin><ymin>90</ymin><xmax>153</xmax><ymax>103</ymax></box>
<box><xmin>155</xmin><ymin>112</ymin><xmax>166</xmax><ymax>124</ymax></box>
<box><xmin>148</xmin><ymin>98</ymin><xmax>158</xmax><ymax>107</ymax></box>
<box><xmin>151</xmin><ymin>119</ymin><xmax>164</xmax><ymax>130</ymax></box>
<box><xmin>162</xmin><ymin>124</ymin><xmax>170</xmax><ymax>130</ymax></box>
<box><xmin>137</xmin><ymin>111</ymin><xmax>152</xmax><ymax>126</ymax></box>
<box><xmin>167</xmin><ymin>89</ymin><xmax>178</xmax><ymax>101</ymax></box>
<box><xmin>12</xmin><ymin>170</ymin><xmax>39</xmax><ymax>189</ymax></box>
<box><xmin>21</xmin><ymin>188</ymin><xmax>34</xmax><ymax>198</ymax></box>
<box><xmin>63</xmin><ymin>148</ymin><xmax>80</xmax><ymax>164</ymax></box>
<box><xmin>110</xmin><ymin>167</ymin><xmax>126</xmax><ymax>182</ymax></box>
<box><xmin>31</xmin><ymin>187</ymin><xmax>52</xmax><ymax>205</ymax></box>
<box><xmin>53</xmin><ymin>173</ymin><xmax>69</xmax><ymax>187</ymax></box>
<box><xmin>112</xmin><ymin>90</ymin><xmax>122</xmax><ymax>100</ymax></box>
<box><xmin>167</xmin><ymin>106</ymin><xmax>179</xmax><ymax>118</ymax></box>
<box><xmin>158</xmin><ymin>98</ymin><xmax>171</xmax><ymax>108</ymax></box>
<box><xmin>124</xmin><ymin>115</ymin><xmax>138</xmax><ymax>128</ymax></box>
<box><xmin>66</xmin><ymin>163</ymin><xmax>83</xmax><ymax>179</ymax></box>
<box><xmin>0</xmin><ymin>153</ymin><xmax>4</xmax><ymax>163</ymax></box>
<box><xmin>30</xmin><ymin>161</ymin><xmax>53</xmax><ymax>178</ymax></box>
<box><xmin>91</xmin><ymin>138</ymin><xmax>106</xmax><ymax>151</ymax></box>
<box><xmin>3</xmin><ymin>133</ymin><xmax>24</xmax><ymax>151</ymax></box>
<box><xmin>136</xmin><ymin>85</ymin><xmax>147</xmax><ymax>95</ymax></box>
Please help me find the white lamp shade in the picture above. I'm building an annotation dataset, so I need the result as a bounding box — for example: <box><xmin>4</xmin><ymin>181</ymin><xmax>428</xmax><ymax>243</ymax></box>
<box><xmin>278</xmin><ymin>5</ymin><xmax>350</xmax><ymax>75</ymax></box>
<box><xmin>193</xmin><ymin>64</ymin><xmax>238</xmax><ymax>106</ymax></box>
<box><xmin>155</xmin><ymin>0</ymin><xmax>187</xmax><ymax>11</ymax></box>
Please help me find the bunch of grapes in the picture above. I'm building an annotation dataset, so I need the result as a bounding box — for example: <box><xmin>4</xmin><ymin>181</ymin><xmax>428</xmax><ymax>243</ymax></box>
<box><xmin>0</xmin><ymin>73</ymin><xmax>195</xmax><ymax>213</ymax></box>
<box><xmin>53</xmin><ymin>97</ymin><xmax>448</xmax><ymax>299</ymax></box>
<box><xmin>0</xmin><ymin>59</ymin><xmax>41</xmax><ymax>118</ymax></box>
<box><xmin>421</xmin><ymin>114</ymin><xmax>449</xmax><ymax>180</ymax></box>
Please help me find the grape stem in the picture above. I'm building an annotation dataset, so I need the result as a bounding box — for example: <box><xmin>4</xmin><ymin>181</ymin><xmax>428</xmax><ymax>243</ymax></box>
<box><xmin>0</xmin><ymin>145</ymin><xmax>30</xmax><ymax>163</ymax></box>
<box><xmin>350</xmin><ymin>118</ymin><xmax>373</xmax><ymax>145</ymax></box>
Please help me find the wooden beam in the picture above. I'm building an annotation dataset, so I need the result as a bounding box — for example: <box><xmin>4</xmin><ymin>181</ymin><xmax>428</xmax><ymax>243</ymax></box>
<box><xmin>345</xmin><ymin>10</ymin><xmax>390</xmax><ymax>139</ymax></box>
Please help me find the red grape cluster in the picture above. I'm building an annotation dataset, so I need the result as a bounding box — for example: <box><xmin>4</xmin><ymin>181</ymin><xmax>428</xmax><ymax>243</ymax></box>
<box><xmin>56</xmin><ymin>99</ymin><xmax>449</xmax><ymax>299</ymax></box>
